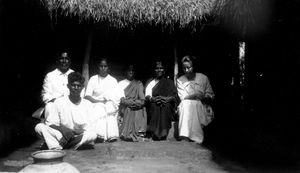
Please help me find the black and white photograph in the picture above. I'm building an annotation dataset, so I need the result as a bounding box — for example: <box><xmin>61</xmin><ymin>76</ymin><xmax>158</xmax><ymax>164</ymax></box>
<box><xmin>0</xmin><ymin>0</ymin><xmax>300</xmax><ymax>172</ymax></box>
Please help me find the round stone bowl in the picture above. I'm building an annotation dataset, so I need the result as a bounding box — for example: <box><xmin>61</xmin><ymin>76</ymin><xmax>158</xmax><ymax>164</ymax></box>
<box><xmin>31</xmin><ymin>150</ymin><xmax>66</xmax><ymax>163</ymax></box>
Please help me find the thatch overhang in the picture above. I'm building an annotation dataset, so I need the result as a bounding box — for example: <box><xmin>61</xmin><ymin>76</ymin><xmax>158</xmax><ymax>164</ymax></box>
<box><xmin>213</xmin><ymin>0</ymin><xmax>270</xmax><ymax>38</ymax></box>
<box><xmin>41</xmin><ymin>0</ymin><xmax>217</xmax><ymax>28</ymax></box>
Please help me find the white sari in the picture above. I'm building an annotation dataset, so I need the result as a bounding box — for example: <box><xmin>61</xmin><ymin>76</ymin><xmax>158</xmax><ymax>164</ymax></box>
<box><xmin>85</xmin><ymin>74</ymin><xmax>122</xmax><ymax>140</ymax></box>
<box><xmin>177</xmin><ymin>73</ymin><xmax>214</xmax><ymax>143</ymax></box>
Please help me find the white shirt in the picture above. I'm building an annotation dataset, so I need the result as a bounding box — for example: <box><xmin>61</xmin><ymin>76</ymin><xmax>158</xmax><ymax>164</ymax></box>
<box><xmin>145</xmin><ymin>79</ymin><xmax>159</xmax><ymax>97</ymax></box>
<box><xmin>41</xmin><ymin>68</ymin><xmax>74</xmax><ymax>103</ymax></box>
<box><xmin>45</xmin><ymin>96</ymin><xmax>94</xmax><ymax>134</ymax></box>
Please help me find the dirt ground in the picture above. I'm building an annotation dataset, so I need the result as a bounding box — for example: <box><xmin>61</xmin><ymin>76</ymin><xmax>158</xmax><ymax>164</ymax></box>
<box><xmin>0</xmin><ymin>138</ymin><xmax>234</xmax><ymax>173</ymax></box>
<box><xmin>1</xmin><ymin>138</ymin><xmax>300</xmax><ymax>173</ymax></box>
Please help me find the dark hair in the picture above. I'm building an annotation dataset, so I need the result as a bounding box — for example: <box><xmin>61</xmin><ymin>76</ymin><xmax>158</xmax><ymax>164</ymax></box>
<box><xmin>57</xmin><ymin>51</ymin><xmax>70</xmax><ymax>60</ymax></box>
<box><xmin>97</xmin><ymin>58</ymin><xmax>109</xmax><ymax>66</ymax></box>
<box><xmin>68</xmin><ymin>72</ymin><xmax>85</xmax><ymax>85</ymax></box>
<box><xmin>181</xmin><ymin>55</ymin><xmax>196</xmax><ymax>65</ymax></box>
<box><xmin>154</xmin><ymin>58</ymin><xmax>165</xmax><ymax>68</ymax></box>
<box><xmin>127</xmin><ymin>64</ymin><xmax>134</xmax><ymax>70</ymax></box>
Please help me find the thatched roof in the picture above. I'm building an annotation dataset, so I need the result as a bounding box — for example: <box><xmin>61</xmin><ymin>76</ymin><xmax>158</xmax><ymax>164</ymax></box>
<box><xmin>213</xmin><ymin>0</ymin><xmax>268</xmax><ymax>37</ymax></box>
<box><xmin>42</xmin><ymin>0</ymin><xmax>217</xmax><ymax>28</ymax></box>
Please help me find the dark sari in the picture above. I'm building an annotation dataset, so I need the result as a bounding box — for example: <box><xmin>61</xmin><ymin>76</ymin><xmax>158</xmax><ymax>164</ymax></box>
<box><xmin>147</xmin><ymin>77</ymin><xmax>179</xmax><ymax>140</ymax></box>
<box><xmin>119</xmin><ymin>80</ymin><xmax>146</xmax><ymax>141</ymax></box>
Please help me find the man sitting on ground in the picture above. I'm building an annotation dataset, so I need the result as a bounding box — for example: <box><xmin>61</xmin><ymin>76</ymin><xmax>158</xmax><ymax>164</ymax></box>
<box><xmin>35</xmin><ymin>72</ymin><xmax>96</xmax><ymax>150</ymax></box>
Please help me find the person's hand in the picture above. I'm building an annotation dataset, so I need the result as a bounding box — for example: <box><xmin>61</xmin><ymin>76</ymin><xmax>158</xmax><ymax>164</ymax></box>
<box><xmin>184</xmin><ymin>92</ymin><xmax>204</xmax><ymax>100</ymax></box>
<box><xmin>195</xmin><ymin>92</ymin><xmax>205</xmax><ymax>100</ymax></box>
<box><xmin>48</xmin><ymin>98</ymin><xmax>56</xmax><ymax>103</ymax></box>
<box><xmin>161</xmin><ymin>96</ymin><xmax>173</xmax><ymax>104</ymax></box>
<box><xmin>154</xmin><ymin>96</ymin><xmax>163</xmax><ymax>105</ymax></box>
<box><xmin>98</xmin><ymin>97</ymin><xmax>108</xmax><ymax>103</ymax></box>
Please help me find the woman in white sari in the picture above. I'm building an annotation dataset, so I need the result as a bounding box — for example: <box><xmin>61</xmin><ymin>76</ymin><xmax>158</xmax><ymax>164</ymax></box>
<box><xmin>177</xmin><ymin>56</ymin><xmax>215</xmax><ymax>144</ymax></box>
<box><xmin>85</xmin><ymin>58</ymin><xmax>122</xmax><ymax>142</ymax></box>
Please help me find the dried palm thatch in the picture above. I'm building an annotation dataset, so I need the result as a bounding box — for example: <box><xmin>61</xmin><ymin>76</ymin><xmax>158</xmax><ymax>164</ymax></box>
<box><xmin>214</xmin><ymin>0</ymin><xmax>269</xmax><ymax>37</ymax></box>
<box><xmin>42</xmin><ymin>0</ymin><xmax>217</xmax><ymax>28</ymax></box>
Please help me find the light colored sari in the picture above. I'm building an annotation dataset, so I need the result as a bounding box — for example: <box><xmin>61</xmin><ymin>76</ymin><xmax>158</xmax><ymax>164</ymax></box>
<box><xmin>85</xmin><ymin>74</ymin><xmax>122</xmax><ymax>140</ymax></box>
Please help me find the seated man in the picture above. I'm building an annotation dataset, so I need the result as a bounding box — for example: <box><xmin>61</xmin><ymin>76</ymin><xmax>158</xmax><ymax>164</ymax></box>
<box><xmin>35</xmin><ymin>72</ymin><xmax>96</xmax><ymax>150</ymax></box>
<box><xmin>40</xmin><ymin>52</ymin><xmax>74</xmax><ymax>121</ymax></box>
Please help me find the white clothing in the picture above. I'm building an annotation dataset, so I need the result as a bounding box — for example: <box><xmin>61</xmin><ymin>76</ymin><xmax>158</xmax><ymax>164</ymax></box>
<box><xmin>145</xmin><ymin>79</ymin><xmax>158</xmax><ymax>97</ymax></box>
<box><xmin>118</xmin><ymin>79</ymin><xmax>130</xmax><ymax>91</ymax></box>
<box><xmin>85</xmin><ymin>74</ymin><xmax>122</xmax><ymax>140</ymax></box>
<box><xmin>42</xmin><ymin>68</ymin><xmax>74</xmax><ymax>103</ymax></box>
<box><xmin>35</xmin><ymin>96</ymin><xmax>96</xmax><ymax>149</ymax></box>
<box><xmin>41</xmin><ymin>68</ymin><xmax>73</xmax><ymax>120</ymax></box>
<box><xmin>177</xmin><ymin>73</ymin><xmax>214</xmax><ymax>143</ymax></box>
<box><xmin>35</xmin><ymin>123</ymin><xmax>63</xmax><ymax>150</ymax></box>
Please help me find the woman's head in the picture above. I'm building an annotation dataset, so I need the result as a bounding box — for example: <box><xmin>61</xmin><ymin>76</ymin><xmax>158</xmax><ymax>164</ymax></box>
<box><xmin>97</xmin><ymin>58</ymin><xmax>109</xmax><ymax>77</ymax></box>
<box><xmin>126</xmin><ymin>65</ymin><xmax>135</xmax><ymax>81</ymax></box>
<box><xmin>154</xmin><ymin>60</ymin><xmax>165</xmax><ymax>79</ymax></box>
<box><xmin>181</xmin><ymin>55</ymin><xmax>196</xmax><ymax>75</ymax></box>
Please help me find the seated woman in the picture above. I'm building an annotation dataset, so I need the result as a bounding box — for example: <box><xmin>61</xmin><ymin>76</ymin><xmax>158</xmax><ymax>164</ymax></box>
<box><xmin>84</xmin><ymin>58</ymin><xmax>122</xmax><ymax>142</ymax></box>
<box><xmin>145</xmin><ymin>60</ymin><xmax>179</xmax><ymax>140</ymax></box>
<box><xmin>177</xmin><ymin>55</ymin><xmax>215</xmax><ymax>144</ymax></box>
<box><xmin>118</xmin><ymin>65</ymin><xmax>147</xmax><ymax>142</ymax></box>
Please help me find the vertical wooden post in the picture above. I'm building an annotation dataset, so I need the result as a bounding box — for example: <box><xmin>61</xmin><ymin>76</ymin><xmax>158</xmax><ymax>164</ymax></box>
<box><xmin>239</xmin><ymin>41</ymin><xmax>246</xmax><ymax>87</ymax></box>
<box><xmin>239</xmin><ymin>41</ymin><xmax>246</xmax><ymax>106</ymax></box>
<box><xmin>82</xmin><ymin>27</ymin><xmax>94</xmax><ymax>89</ymax></box>
<box><xmin>173</xmin><ymin>41</ymin><xmax>178</xmax><ymax>85</ymax></box>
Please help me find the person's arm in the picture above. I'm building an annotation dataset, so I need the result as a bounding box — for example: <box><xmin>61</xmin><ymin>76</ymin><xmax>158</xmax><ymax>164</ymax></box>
<box><xmin>84</xmin><ymin>95</ymin><xmax>104</xmax><ymax>103</ymax></box>
<box><xmin>84</xmin><ymin>76</ymin><xmax>106</xmax><ymax>103</ymax></box>
<box><xmin>177</xmin><ymin>78</ymin><xmax>187</xmax><ymax>101</ymax></box>
<box><xmin>41</xmin><ymin>74</ymin><xmax>55</xmax><ymax>104</ymax></box>
<box><xmin>130</xmin><ymin>82</ymin><xmax>145</xmax><ymax>108</ymax></box>
<box><xmin>44</xmin><ymin>101</ymin><xmax>60</xmax><ymax>126</ymax></box>
<box><xmin>202</xmin><ymin>77</ymin><xmax>215</xmax><ymax>104</ymax></box>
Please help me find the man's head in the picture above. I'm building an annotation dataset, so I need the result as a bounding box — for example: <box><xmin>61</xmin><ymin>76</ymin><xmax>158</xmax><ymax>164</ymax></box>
<box><xmin>57</xmin><ymin>52</ymin><xmax>71</xmax><ymax>73</ymax></box>
<box><xmin>67</xmin><ymin>72</ymin><xmax>85</xmax><ymax>97</ymax></box>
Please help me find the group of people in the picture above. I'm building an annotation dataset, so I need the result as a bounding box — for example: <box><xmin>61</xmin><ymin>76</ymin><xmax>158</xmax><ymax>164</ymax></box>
<box><xmin>34</xmin><ymin>51</ymin><xmax>215</xmax><ymax>150</ymax></box>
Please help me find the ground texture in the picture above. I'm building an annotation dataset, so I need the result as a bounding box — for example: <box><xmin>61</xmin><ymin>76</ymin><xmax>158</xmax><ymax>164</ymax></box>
<box><xmin>0</xmin><ymin>139</ymin><xmax>232</xmax><ymax>173</ymax></box>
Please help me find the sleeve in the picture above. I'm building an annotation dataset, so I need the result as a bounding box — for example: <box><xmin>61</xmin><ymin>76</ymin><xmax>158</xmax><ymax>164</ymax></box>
<box><xmin>138</xmin><ymin>82</ymin><xmax>145</xmax><ymax>100</ymax></box>
<box><xmin>45</xmin><ymin>101</ymin><xmax>60</xmax><ymax>126</ymax></box>
<box><xmin>176</xmin><ymin>78</ymin><xmax>187</xmax><ymax>101</ymax></box>
<box><xmin>118</xmin><ymin>82</ymin><xmax>125</xmax><ymax>99</ymax></box>
<box><xmin>41</xmin><ymin>74</ymin><xmax>53</xmax><ymax>103</ymax></box>
<box><xmin>204</xmin><ymin>76</ymin><xmax>215</xmax><ymax>99</ymax></box>
<box><xmin>84</xmin><ymin>76</ymin><xmax>94</xmax><ymax>97</ymax></box>
<box><xmin>112</xmin><ymin>79</ymin><xmax>123</xmax><ymax>105</ymax></box>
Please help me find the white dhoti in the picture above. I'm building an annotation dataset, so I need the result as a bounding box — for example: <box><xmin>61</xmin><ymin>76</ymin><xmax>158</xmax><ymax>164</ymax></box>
<box><xmin>35</xmin><ymin>123</ymin><xmax>97</xmax><ymax>150</ymax></box>
<box><xmin>178</xmin><ymin>100</ymin><xmax>207</xmax><ymax>144</ymax></box>
<box><xmin>35</xmin><ymin>123</ymin><xmax>63</xmax><ymax>150</ymax></box>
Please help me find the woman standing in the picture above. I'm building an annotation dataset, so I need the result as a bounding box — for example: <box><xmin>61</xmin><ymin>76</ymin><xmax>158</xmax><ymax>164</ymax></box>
<box><xmin>119</xmin><ymin>65</ymin><xmax>147</xmax><ymax>142</ymax></box>
<box><xmin>145</xmin><ymin>60</ymin><xmax>179</xmax><ymax>140</ymax></box>
<box><xmin>85</xmin><ymin>58</ymin><xmax>121</xmax><ymax>142</ymax></box>
<box><xmin>177</xmin><ymin>55</ymin><xmax>215</xmax><ymax>144</ymax></box>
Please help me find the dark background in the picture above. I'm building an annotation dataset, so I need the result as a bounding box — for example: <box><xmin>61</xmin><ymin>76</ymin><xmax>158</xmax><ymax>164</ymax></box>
<box><xmin>1</xmin><ymin>0</ymin><xmax>300</xmax><ymax>169</ymax></box>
